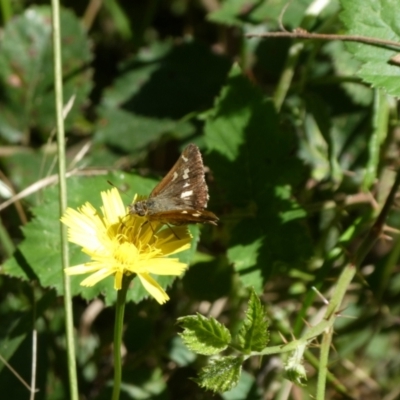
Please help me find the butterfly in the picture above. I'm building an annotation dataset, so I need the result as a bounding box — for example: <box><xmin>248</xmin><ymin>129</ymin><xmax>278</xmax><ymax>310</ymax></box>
<box><xmin>128</xmin><ymin>144</ymin><xmax>218</xmax><ymax>226</ymax></box>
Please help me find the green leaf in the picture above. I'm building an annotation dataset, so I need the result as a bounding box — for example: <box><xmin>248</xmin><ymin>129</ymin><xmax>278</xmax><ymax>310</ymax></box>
<box><xmin>95</xmin><ymin>40</ymin><xmax>230</xmax><ymax>153</ymax></box>
<box><xmin>340</xmin><ymin>0</ymin><xmax>400</xmax><ymax>97</ymax></box>
<box><xmin>205</xmin><ymin>65</ymin><xmax>312</xmax><ymax>290</ymax></box>
<box><xmin>237</xmin><ymin>289</ymin><xmax>269</xmax><ymax>353</ymax></box>
<box><xmin>178</xmin><ymin>314</ymin><xmax>231</xmax><ymax>355</ymax></box>
<box><xmin>196</xmin><ymin>356</ymin><xmax>243</xmax><ymax>393</ymax></box>
<box><xmin>205</xmin><ymin>64</ymin><xmax>306</xmax><ymax>198</ymax></box>
<box><xmin>95</xmin><ymin>105</ymin><xmax>182</xmax><ymax>153</ymax></box>
<box><xmin>0</xmin><ymin>6</ymin><xmax>93</xmax><ymax>141</ymax></box>
<box><xmin>103</xmin><ymin>0</ymin><xmax>132</xmax><ymax>39</ymax></box>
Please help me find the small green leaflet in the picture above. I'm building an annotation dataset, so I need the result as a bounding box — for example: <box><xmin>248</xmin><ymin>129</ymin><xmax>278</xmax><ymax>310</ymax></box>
<box><xmin>196</xmin><ymin>356</ymin><xmax>243</xmax><ymax>393</ymax></box>
<box><xmin>237</xmin><ymin>288</ymin><xmax>269</xmax><ymax>353</ymax></box>
<box><xmin>178</xmin><ymin>313</ymin><xmax>231</xmax><ymax>355</ymax></box>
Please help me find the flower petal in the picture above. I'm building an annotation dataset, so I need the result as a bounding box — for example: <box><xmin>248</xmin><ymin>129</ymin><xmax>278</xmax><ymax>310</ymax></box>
<box><xmin>101</xmin><ymin>188</ymin><xmax>126</xmax><ymax>224</ymax></box>
<box><xmin>61</xmin><ymin>205</ymin><xmax>105</xmax><ymax>251</ymax></box>
<box><xmin>140</xmin><ymin>258</ymin><xmax>188</xmax><ymax>275</ymax></box>
<box><xmin>154</xmin><ymin>228</ymin><xmax>192</xmax><ymax>255</ymax></box>
<box><xmin>64</xmin><ymin>264</ymin><xmax>101</xmax><ymax>275</ymax></box>
<box><xmin>137</xmin><ymin>273</ymin><xmax>170</xmax><ymax>304</ymax></box>
<box><xmin>80</xmin><ymin>269</ymin><xmax>114</xmax><ymax>287</ymax></box>
<box><xmin>114</xmin><ymin>270</ymin><xmax>123</xmax><ymax>290</ymax></box>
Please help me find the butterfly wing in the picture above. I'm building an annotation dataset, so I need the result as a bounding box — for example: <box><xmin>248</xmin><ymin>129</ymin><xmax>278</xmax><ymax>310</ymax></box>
<box><xmin>148</xmin><ymin>144</ymin><xmax>210</xmax><ymax>212</ymax></box>
<box><xmin>147</xmin><ymin>209</ymin><xmax>218</xmax><ymax>225</ymax></box>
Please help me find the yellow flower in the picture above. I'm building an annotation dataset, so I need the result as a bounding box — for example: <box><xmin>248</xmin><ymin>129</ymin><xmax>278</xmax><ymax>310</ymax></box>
<box><xmin>61</xmin><ymin>187</ymin><xmax>192</xmax><ymax>304</ymax></box>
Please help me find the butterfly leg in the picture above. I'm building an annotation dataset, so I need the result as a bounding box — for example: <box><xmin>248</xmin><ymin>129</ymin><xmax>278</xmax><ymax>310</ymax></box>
<box><xmin>166</xmin><ymin>223</ymin><xmax>181</xmax><ymax>240</ymax></box>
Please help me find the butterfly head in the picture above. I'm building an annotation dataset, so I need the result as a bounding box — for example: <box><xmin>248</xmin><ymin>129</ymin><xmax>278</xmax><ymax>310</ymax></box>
<box><xmin>128</xmin><ymin>200</ymin><xmax>148</xmax><ymax>217</ymax></box>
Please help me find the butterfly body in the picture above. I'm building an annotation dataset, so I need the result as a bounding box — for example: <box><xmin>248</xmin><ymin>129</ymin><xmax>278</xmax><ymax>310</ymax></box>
<box><xmin>129</xmin><ymin>144</ymin><xmax>218</xmax><ymax>226</ymax></box>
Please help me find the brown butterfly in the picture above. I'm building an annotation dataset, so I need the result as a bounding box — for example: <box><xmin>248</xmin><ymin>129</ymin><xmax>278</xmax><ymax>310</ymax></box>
<box><xmin>128</xmin><ymin>144</ymin><xmax>218</xmax><ymax>226</ymax></box>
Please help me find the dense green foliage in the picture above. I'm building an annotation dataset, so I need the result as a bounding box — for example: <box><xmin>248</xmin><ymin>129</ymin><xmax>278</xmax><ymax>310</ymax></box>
<box><xmin>1</xmin><ymin>0</ymin><xmax>400</xmax><ymax>399</ymax></box>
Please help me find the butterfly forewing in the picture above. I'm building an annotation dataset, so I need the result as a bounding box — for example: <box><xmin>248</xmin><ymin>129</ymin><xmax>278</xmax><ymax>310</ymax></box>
<box><xmin>149</xmin><ymin>144</ymin><xmax>209</xmax><ymax>210</ymax></box>
<box><xmin>129</xmin><ymin>143</ymin><xmax>218</xmax><ymax>226</ymax></box>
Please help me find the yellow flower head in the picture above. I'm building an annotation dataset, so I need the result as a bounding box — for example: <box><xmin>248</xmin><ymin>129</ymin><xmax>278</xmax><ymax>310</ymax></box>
<box><xmin>61</xmin><ymin>187</ymin><xmax>192</xmax><ymax>304</ymax></box>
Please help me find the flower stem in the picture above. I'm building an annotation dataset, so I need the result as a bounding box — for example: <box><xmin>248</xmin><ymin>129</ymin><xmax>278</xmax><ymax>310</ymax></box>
<box><xmin>51</xmin><ymin>0</ymin><xmax>78</xmax><ymax>398</ymax></box>
<box><xmin>111</xmin><ymin>275</ymin><xmax>132</xmax><ymax>400</ymax></box>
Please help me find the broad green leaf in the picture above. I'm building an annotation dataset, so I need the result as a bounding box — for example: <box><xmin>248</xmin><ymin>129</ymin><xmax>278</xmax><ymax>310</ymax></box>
<box><xmin>340</xmin><ymin>0</ymin><xmax>400</xmax><ymax>97</ymax></box>
<box><xmin>95</xmin><ymin>40</ymin><xmax>231</xmax><ymax>153</ymax></box>
<box><xmin>178</xmin><ymin>314</ymin><xmax>231</xmax><ymax>355</ymax></box>
<box><xmin>227</xmin><ymin>236</ymin><xmax>264</xmax><ymax>292</ymax></box>
<box><xmin>205</xmin><ymin>64</ymin><xmax>312</xmax><ymax>290</ymax></box>
<box><xmin>95</xmin><ymin>106</ymin><xmax>182</xmax><ymax>152</ymax></box>
<box><xmin>2</xmin><ymin>172</ymin><xmax>197</xmax><ymax>305</ymax></box>
<box><xmin>0</xmin><ymin>6</ymin><xmax>92</xmax><ymax>142</ymax></box>
<box><xmin>237</xmin><ymin>289</ymin><xmax>269</xmax><ymax>353</ymax></box>
<box><xmin>196</xmin><ymin>356</ymin><xmax>243</xmax><ymax>393</ymax></box>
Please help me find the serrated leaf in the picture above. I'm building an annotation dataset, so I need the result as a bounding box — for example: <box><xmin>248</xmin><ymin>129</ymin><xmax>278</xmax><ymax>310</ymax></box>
<box><xmin>0</xmin><ymin>6</ymin><xmax>92</xmax><ymax>141</ymax></box>
<box><xmin>237</xmin><ymin>289</ymin><xmax>269</xmax><ymax>353</ymax></box>
<box><xmin>2</xmin><ymin>173</ymin><xmax>197</xmax><ymax>305</ymax></box>
<box><xmin>340</xmin><ymin>0</ymin><xmax>400</xmax><ymax>97</ymax></box>
<box><xmin>196</xmin><ymin>356</ymin><xmax>243</xmax><ymax>393</ymax></box>
<box><xmin>178</xmin><ymin>314</ymin><xmax>231</xmax><ymax>355</ymax></box>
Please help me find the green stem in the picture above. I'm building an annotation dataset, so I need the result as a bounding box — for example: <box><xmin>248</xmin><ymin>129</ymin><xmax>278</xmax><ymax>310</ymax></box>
<box><xmin>251</xmin><ymin>166</ymin><xmax>400</xmax><ymax>392</ymax></box>
<box><xmin>111</xmin><ymin>276</ymin><xmax>132</xmax><ymax>400</ymax></box>
<box><xmin>355</xmin><ymin>168</ymin><xmax>400</xmax><ymax>267</ymax></box>
<box><xmin>305</xmin><ymin>350</ymin><xmax>349</xmax><ymax>396</ymax></box>
<box><xmin>51</xmin><ymin>1</ymin><xmax>78</xmax><ymax>399</ymax></box>
<box><xmin>0</xmin><ymin>0</ymin><xmax>12</xmax><ymax>24</ymax></box>
<box><xmin>316</xmin><ymin>326</ymin><xmax>333</xmax><ymax>400</ymax></box>
<box><xmin>0</xmin><ymin>216</ymin><xmax>15</xmax><ymax>258</ymax></box>
<box><xmin>254</xmin><ymin>263</ymin><xmax>356</xmax><ymax>358</ymax></box>
<box><xmin>273</xmin><ymin>42</ymin><xmax>303</xmax><ymax>111</ymax></box>
<box><xmin>362</xmin><ymin>89</ymin><xmax>390</xmax><ymax>190</ymax></box>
